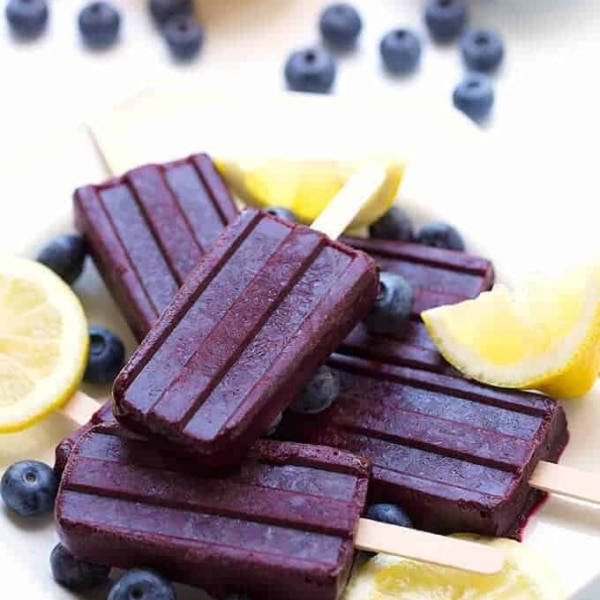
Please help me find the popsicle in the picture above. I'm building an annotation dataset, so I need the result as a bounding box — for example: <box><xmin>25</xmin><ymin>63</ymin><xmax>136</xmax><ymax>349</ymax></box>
<box><xmin>55</xmin><ymin>422</ymin><xmax>505</xmax><ymax>600</ymax></box>
<box><xmin>112</xmin><ymin>166</ymin><xmax>387</xmax><ymax>468</ymax></box>
<box><xmin>339</xmin><ymin>235</ymin><xmax>494</xmax><ymax>373</ymax></box>
<box><xmin>74</xmin><ymin>153</ymin><xmax>238</xmax><ymax>342</ymax></box>
<box><xmin>277</xmin><ymin>353</ymin><xmax>570</xmax><ymax>538</ymax></box>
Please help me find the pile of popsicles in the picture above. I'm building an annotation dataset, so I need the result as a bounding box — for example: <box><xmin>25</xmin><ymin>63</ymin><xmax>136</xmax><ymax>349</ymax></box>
<box><xmin>53</xmin><ymin>153</ymin><xmax>576</xmax><ymax>599</ymax></box>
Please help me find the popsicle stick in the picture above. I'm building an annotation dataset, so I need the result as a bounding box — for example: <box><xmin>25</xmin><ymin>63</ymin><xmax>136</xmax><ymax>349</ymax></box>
<box><xmin>530</xmin><ymin>461</ymin><xmax>600</xmax><ymax>505</ymax></box>
<box><xmin>58</xmin><ymin>391</ymin><xmax>101</xmax><ymax>426</ymax></box>
<box><xmin>311</xmin><ymin>165</ymin><xmax>387</xmax><ymax>240</ymax></box>
<box><xmin>355</xmin><ymin>519</ymin><xmax>504</xmax><ymax>575</ymax></box>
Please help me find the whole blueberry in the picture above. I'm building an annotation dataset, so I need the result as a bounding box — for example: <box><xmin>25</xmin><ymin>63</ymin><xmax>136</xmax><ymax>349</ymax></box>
<box><xmin>284</xmin><ymin>47</ymin><xmax>336</xmax><ymax>94</ymax></box>
<box><xmin>319</xmin><ymin>3</ymin><xmax>362</xmax><ymax>50</ymax></box>
<box><xmin>416</xmin><ymin>222</ymin><xmax>465</xmax><ymax>250</ymax></box>
<box><xmin>424</xmin><ymin>0</ymin><xmax>467</xmax><ymax>42</ymax></box>
<box><xmin>84</xmin><ymin>326</ymin><xmax>126</xmax><ymax>385</ymax></box>
<box><xmin>78</xmin><ymin>2</ymin><xmax>121</xmax><ymax>48</ymax></box>
<box><xmin>289</xmin><ymin>366</ymin><xmax>340</xmax><ymax>414</ymax></box>
<box><xmin>461</xmin><ymin>29</ymin><xmax>504</xmax><ymax>72</ymax></box>
<box><xmin>265</xmin><ymin>412</ymin><xmax>283</xmax><ymax>437</ymax></box>
<box><xmin>1</xmin><ymin>460</ymin><xmax>58</xmax><ymax>517</ymax></box>
<box><xmin>366</xmin><ymin>503</ymin><xmax>413</xmax><ymax>528</ymax></box>
<box><xmin>149</xmin><ymin>0</ymin><xmax>191</xmax><ymax>25</ymax></box>
<box><xmin>50</xmin><ymin>544</ymin><xmax>110</xmax><ymax>590</ymax></box>
<box><xmin>366</xmin><ymin>272</ymin><xmax>413</xmax><ymax>334</ymax></box>
<box><xmin>5</xmin><ymin>0</ymin><xmax>48</xmax><ymax>38</ymax></box>
<box><xmin>36</xmin><ymin>234</ymin><xmax>87</xmax><ymax>285</ymax></box>
<box><xmin>108</xmin><ymin>569</ymin><xmax>175</xmax><ymax>600</ymax></box>
<box><xmin>163</xmin><ymin>14</ymin><xmax>203</xmax><ymax>60</ymax></box>
<box><xmin>369</xmin><ymin>207</ymin><xmax>414</xmax><ymax>242</ymax></box>
<box><xmin>266</xmin><ymin>207</ymin><xmax>297</xmax><ymax>223</ymax></box>
<box><xmin>224</xmin><ymin>594</ymin><xmax>253</xmax><ymax>600</ymax></box>
<box><xmin>453</xmin><ymin>74</ymin><xmax>494</xmax><ymax>122</ymax></box>
<box><xmin>380</xmin><ymin>29</ymin><xmax>421</xmax><ymax>74</ymax></box>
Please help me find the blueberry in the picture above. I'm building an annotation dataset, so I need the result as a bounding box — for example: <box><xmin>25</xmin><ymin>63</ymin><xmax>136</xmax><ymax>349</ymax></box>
<box><xmin>265</xmin><ymin>207</ymin><xmax>297</xmax><ymax>223</ymax></box>
<box><xmin>289</xmin><ymin>366</ymin><xmax>340</xmax><ymax>414</ymax></box>
<box><xmin>50</xmin><ymin>544</ymin><xmax>110</xmax><ymax>590</ymax></box>
<box><xmin>108</xmin><ymin>569</ymin><xmax>175</xmax><ymax>600</ymax></box>
<box><xmin>78</xmin><ymin>2</ymin><xmax>121</xmax><ymax>48</ymax></box>
<box><xmin>284</xmin><ymin>47</ymin><xmax>336</xmax><ymax>94</ymax></box>
<box><xmin>424</xmin><ymin>0</ymin><xmax>467</xmax><ymax>42</ymax></box>
<box><xmin>366</xmin><ymin>503</ymin><xmax>413</xmax><ymax>528</ymax></box>
<box><xmin>149</xmin><ymin>0</ymin><xmax>191</xmax><ymax>25</ymax></box>
<box><xmin>36</xmin><ymin>234</ymin><xmax>87</xmax><ymax>285</ymax></box>
<box><xmin>452</xmin><ymin>74</ymin><xmax>494</xmax><ymax>122</ymax></box>
<box><xmin>1</xmin><ymin>460</ymin><xmax>58</xmax><ymax>517</ymax></box>
<box><xmin>5</xmin><ymin>0</ymin><xmax>48</xmax><ymax>38</ymax></box>
<box><xmin>319</xmin><ymin>3</ymin><xmax>362</xmax><ymax>50</ymax></box>
<box><xmin>461</xmin><ymin>29</ymin><xmax>504</xmax><ymax>72</ymax></box>
<box><xmin>369</xmin><ymin>207</ymin><xmax>414</xmax><ymax>242</ymax></box>
<box><xmin>265</xmin><ymin>412</ymin><xmax>283</xmax><ymax>437</ymax></box>
<box><xmin>416</xmin><ymin>222</ymin><xmax>465</xmax><ymax>250</ymax></box>
<box><xmin>380</xmin><ymin>29</ymin><xmax>421</xmax><ymax>75</ymax></box>
<box><xmin>84</xmin><ymin>326</ymin><xmax>126</xmax><ymax>385</ymax></box>
<box><xmin>366</xmin><ymin>272</ymin><xmax>413</xmax><ymax>334</ymax></box>
<box><xmin>163</xmin><ymin>14</ymin><xmax>203</xmax><ymax>60</ymax></box>
<box><xmin>224</xmin><ymin>595</ymin><xmax>253</xmax><ymax>600</ymax></box>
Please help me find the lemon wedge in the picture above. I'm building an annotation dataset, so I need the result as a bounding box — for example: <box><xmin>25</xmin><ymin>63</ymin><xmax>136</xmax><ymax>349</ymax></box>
<box><xmin>0</xmin><ymin>256</ymin><xmax>89</xmax><ymax>432</ymax></box>
<box><xmin>344</xmin><ymin>535</ymin><xmax>564</xmax><ymax>600</ymax></box>
<box><xmin>421</xmin><ymin>263</ymin><xmax>600</xmax><ymax>398</ymax></box>
<box><xmin>215</xmin><ymin>157</ymin><xmax>405</xmax><ymax>228</ymax></box>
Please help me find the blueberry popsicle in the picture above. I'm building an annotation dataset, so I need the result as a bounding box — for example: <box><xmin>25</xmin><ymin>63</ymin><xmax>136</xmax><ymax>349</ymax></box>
<box><xmin>112</xmin><ymin>204</ymin><xmax>380</xmax><ymax>467</ymax></box>
<box><xmin>55</xmin><ymin>423</ymin><xmax>504</xmax><ymax>599</ymax></box>
<box><xmin>277</xmin><ymin>353</ymin><xmax>570</xmax><ymax>538</ymax></box>
<box><xmin>74</xmin><ymin>153</ymin><xmax>238</xmax><ymax>342</ymax></box>
<box><xmin>340</xmin><ymin>236</ymin><xmax>494</xmax><ymax>373</ymax></box>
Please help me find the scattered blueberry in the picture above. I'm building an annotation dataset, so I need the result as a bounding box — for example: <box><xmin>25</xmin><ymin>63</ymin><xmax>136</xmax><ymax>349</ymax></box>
<box><xmin>1</xmin><ymin>460</ymin><xmax>58</xmax><ymax>517</ymax></box>
<box><xmin>452</xmin><ymin>74</ymin><xmax>494</xmax><ymax>122</ymax></box>
<box><xmin>78</xmin><ymin>2</ymin><xmax>121</xmax><ymax>48</ymax></box>
<box><xmin>149</xmin><ymin>0</ymin><xmax>191</xmax><ymax>25</ymax></box>
<box><xmin>36</xmin><ymin>234</ymin><xmax>87</xmax><ymax>285</ymax></box>
<box><xmin>369</xmin><ymin>207</ymin><xmax>414</xmax><ymax>242</ymax></box>
<box><xmin>266</xmin><ymin>207</ymin><xmax>297</xmax><ymax>223</ymax></box>
<box><xmin>366</xmin><ymin>503</ymin><xmax>414</xmax><ymax>528</ymax></box>
<box><xmin>289</xmin><ymin>366</ymin><xmax>340</xmax><ymax>414</ymax></box>
<box><xmin>416</xmin><ymin>221</ymin><xmax>465</xmax><ymax>250</ymax></box>
<box><xmin>284</xmin><ymin>47</ymin><xmax>337</xmax><ymax>94</ymax></box>
<box><xmin>319</xmin><ymin>3</ymin><xmax>362</xmax><ymax>50</ymax></box>
<box><xmin>84</xmin><ymin>326</ymin><xmax>126</xmax><ymax>385</ymax></box>
<box><xmin>461</xmin><ymin>29</ymin><xmax>504</xmax><ymax>72</ymax></box>
<box><xmin>424</xmin><ymin>0</ymin><xmax>467</xmax><ymax>42</ymax></box>
<box><xmin>108</xmin><ymin>569</ymin><xmax>175</xmax><ymax>600</ymax></box>
<box><xmin>366</xmin><ymin>272</ymin><xmax>413</xmax><ymax>334</ymax></box>
<box><xmin>265</xmin><ymin>412</ymin><xmax>283</xmax><ymax>437</ymax></box>
<box><xmin>380</xmin><ymin>29</ymin><xmax>421</xmax><ymax>75</ymax></box>
<box><xmin>163</xmin><ymin>14</ymin><xmax>203</xmax><ymax>60</ymax></box>
<box><xmin>50</xmin><ymin>544</ymin><xmax>110</xmax><ymax>590</ymax></box>
<box><xmin>5</xmin><ymin>0</ymin><xmax>48</xmax><ymax>38</ymax></box>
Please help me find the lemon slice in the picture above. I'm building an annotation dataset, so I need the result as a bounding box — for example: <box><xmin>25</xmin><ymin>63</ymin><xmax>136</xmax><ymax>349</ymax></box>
<box><xmin>0</xmin><ymin>256</ymin><xmax>89</xmax><ymax>432</ymax></box>
<box><xmin>215</xmin><ymin>157</ymin><xmax>405</xmax><ymax>228</ymax></box>
<box><xmin>421</xmin><ymin>263</ymin><xmax>600</xmax><ymax>398</ymax></box>
<box><xmin>344</xmin><ymin>535</ymin><xmax>564</xmax><ymax>600</ymax></box>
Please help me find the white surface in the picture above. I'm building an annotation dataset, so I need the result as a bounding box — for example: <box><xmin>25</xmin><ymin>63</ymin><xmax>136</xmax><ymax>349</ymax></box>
<box><xmin>0</xmin><ymin>95</ymin><xmax>599</xmax><ymax>598</ymax></box>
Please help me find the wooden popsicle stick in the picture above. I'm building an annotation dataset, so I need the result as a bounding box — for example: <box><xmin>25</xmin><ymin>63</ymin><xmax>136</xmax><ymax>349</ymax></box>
<box><xmin>58</xmin><ymin>391</ymin><xmax>102</xmax><ymax>427</ymax></box>
<box><xmin>530</xmin><ymin>461</ymin><xmax>600</xmax><ymax>504</ymax></box>
<box><xmin>355</xmin><ymin>519</ymin><xmax>504</xmax><ymax>575</ymax></box>
<box><xmin>311</xmin><ymin>165</ymin><xmax>387</xmax><ymax>240</ymax></box>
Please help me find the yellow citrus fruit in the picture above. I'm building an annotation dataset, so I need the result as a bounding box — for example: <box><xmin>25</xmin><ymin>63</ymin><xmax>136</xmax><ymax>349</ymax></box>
<box><xmin>343</xmin><ymin>535</ymin><xmax>564</xmax><ymax>600</ymax></box>
<box><xmin>0</xmin><ymin>256</ymin><xmax>89</xmax><ymax>432</ymax></box>
<box><xmin>421</xmin><ymin>263</ymin><xmax>600</xmax><ymax>398</ymax></box>
<box><xmin>215</xmin><ymin>157</ymin><xmax>405</xmax><ymax>228</ymax></box>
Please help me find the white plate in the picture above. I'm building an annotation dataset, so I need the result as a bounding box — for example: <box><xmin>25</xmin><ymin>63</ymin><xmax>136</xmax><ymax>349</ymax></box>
<box><xmin>0</xmin><ymin>91</ymin><xmax>598</xmax><ymax>599</ymax></box>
